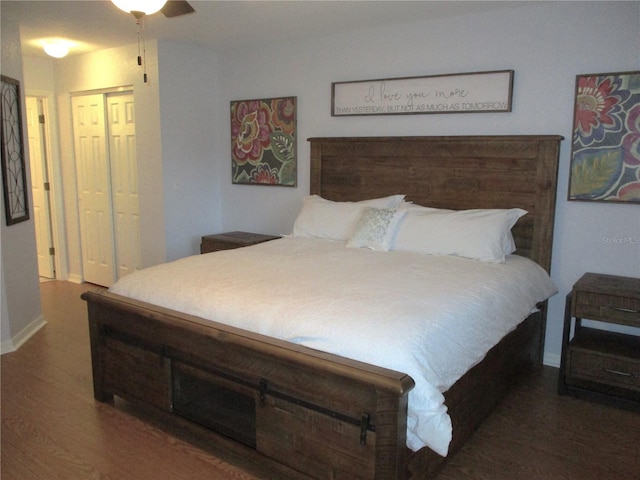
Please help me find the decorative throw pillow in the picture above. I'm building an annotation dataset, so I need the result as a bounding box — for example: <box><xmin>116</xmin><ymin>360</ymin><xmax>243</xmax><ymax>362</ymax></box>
<box><xmin>347</xmin><ymin>207</ymin><xmax>407</xmax><ymax>251</ymax></box>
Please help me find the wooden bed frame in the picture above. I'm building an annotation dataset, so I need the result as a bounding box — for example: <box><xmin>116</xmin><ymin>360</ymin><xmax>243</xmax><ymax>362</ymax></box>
<box><xmin>83</xmin><ymin>135</ymin><xmax>562</xmax><ymax>479</ymax></box>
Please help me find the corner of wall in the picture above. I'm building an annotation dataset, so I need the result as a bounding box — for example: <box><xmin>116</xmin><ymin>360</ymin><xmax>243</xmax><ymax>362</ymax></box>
<box><xmin>1</xmin><ymin>315</ymin><xmax>47</xmax><ymax>355</ymax></box>
<box><xmin>1</xmin><ymin>5</ymin><xmax>45</xmax><ymax>352</ymax></box>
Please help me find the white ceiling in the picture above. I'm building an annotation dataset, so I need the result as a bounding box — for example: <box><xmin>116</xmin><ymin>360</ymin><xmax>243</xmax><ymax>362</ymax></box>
<box><xmin>4</xmin><ymin>1</ymin><xmax>526</xmax><ymax>58</ymax></box>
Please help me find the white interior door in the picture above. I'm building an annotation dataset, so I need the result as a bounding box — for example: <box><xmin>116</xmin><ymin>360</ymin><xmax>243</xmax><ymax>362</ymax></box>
<box><xmin>72</xmin><ymin>94</ymin><xmax>116</xmax><ymax>287</ymax></box>
<box><xmin>107</xmin><ymin>92</ymin><xmax>142</xmax><ymax>279</ymax></box>
<box><xmin>26</xmin><ymin>96</ymin><xmax>55</xmax><ymax>279</ymax></box>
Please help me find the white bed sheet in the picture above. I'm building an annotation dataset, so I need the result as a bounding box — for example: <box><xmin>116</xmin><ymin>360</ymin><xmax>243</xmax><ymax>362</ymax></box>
<box><xmin>110</xmin><ymin>236</ymin><xmax>557</xmax><ymax>456</ymax></box>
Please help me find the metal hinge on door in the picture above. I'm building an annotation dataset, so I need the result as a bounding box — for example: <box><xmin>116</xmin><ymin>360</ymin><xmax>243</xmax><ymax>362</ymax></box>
<box><xmin>49</xmin><ymin>247</ymin><xmax>55</xmax><ymax>256</ymax></box>
<box><xmin>39</xmin><ymin>114</ymin><xmax>45</xmax><ymax>124</ymax></box>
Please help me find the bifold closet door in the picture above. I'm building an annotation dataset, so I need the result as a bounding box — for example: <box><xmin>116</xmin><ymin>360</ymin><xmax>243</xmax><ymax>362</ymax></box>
<box><xmin>72</xmin><ymin>92</ymin><xmax>140</xmax><ymax>287</ymax></box>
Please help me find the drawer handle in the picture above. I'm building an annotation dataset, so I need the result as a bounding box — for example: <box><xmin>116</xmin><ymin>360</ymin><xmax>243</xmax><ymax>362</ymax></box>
<box><xmin>607</xmin><ymin>306</ymin><xmax>640</xmax><ymax>314</ymax></box>
<box><xmin>603</xmin><ymin>368</ymin><xmax>632</xmax><ymax>377</ymax></box>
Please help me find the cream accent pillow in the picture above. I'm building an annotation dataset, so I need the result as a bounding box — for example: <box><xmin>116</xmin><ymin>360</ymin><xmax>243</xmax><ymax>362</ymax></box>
<box><xmin>347</xmin><ymin>207</ymin><xmax>407</xmax><ymax>251</ymax></box>
<box><xmin>292</xmin><ymin>194</ymin><xmax>405</xmax><ymax>241</ymax></box>
<box><xmin>393</xmin><ymin>208</ymin><xmax>526</xmax><ymax>262</ymax></box>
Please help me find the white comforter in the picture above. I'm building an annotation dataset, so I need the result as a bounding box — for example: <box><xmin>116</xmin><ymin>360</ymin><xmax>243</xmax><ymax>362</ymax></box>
<box><xmin>110</xmin><ymin>237</ymin><xmax>557</xmax><ymax>456</ymax></box>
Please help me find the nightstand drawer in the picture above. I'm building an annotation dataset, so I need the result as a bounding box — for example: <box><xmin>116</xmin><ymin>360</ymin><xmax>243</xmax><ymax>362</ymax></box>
<box><xmin>574</xmin><ymin>291</ymin><xmax>640</xmax><ymax>325</ymax></box>
<box><xmin>568</xmin><ymin>349</ymin><xmax>640</xmax><ymax>392</ymax></box>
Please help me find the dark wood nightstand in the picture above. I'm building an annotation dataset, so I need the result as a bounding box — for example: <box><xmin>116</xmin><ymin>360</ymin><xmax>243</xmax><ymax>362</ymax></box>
<box><xmin>558</xmin><ymin>273</ymin><xmax>640</xmax><ymax>410</ymax></box>
<box><xmin>200</xmin><ymin>231</ymin><xmax>280</xmax><ymax>254</ymax></box>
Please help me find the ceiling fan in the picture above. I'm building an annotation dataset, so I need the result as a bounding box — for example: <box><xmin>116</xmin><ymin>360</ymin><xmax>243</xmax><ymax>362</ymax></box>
<box><xmin>161</xmin><ymin>1</ymin><xmax>195</xmax><ymax>18</ymax></box>
<box><xmin>111</xmin><ymin>0</ymin><xmax>195</xmax><ymax>82</ymax></box>
<box><xmin>112</xmin><ymin>0</ymin><xmax>195</xmax><ymax>20</ymax></box>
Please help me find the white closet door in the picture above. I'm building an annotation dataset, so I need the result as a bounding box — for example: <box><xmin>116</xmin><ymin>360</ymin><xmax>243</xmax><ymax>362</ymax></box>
<box><xmin>107</xmin><ymin>92</ymin><xmax>141</xmax><ymax>279</ymax></box>
<box><xmin>72</xmin><ymin>94</ymin><xmax>115</xmax><ymax>287</ymax></box>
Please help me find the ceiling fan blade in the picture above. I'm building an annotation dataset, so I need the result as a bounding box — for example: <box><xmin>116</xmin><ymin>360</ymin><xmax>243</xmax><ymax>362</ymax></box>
<box><xmin>161</xmin><ymin>1</ymin><xmax>195</xmax><ymax>18</ymax></box>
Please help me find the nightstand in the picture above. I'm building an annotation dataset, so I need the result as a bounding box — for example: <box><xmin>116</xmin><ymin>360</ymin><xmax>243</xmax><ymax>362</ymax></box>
<box><xmin>200</xmin><ymin>231</ymin><xmax>280</xmax><ymax>254</ymax></box>
<box><xmin>558</xmin><ymin>273</ymin><xmax>640</xmax><ymax>410</ymax></box>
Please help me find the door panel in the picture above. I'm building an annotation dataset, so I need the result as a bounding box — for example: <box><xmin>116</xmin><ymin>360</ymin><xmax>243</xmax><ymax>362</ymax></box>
<box><xmin>26</xmin><ymin>96</ymin><xmax>55</xmax><ymax>278</ymax></box>
<box><xmin>72</xmin><ymin>94</ymin><xmax>115</xmax><ymax>287</ymax></box>
<box><xmin>107</xmin><ymin>93</ymin><xmax>141</xmax><ymax>279</ymax></box>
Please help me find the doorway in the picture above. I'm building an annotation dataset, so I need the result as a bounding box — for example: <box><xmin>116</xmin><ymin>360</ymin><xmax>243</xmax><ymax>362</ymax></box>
<box><xmin>71</xmin><ymin>91</ymin><xmax>141</xmax><ymax>287</ymax></box>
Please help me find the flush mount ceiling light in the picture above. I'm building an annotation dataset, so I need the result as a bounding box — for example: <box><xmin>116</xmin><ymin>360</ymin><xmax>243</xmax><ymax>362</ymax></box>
<box><xmin>43</xmin><ymin>41</ymin><xmax>69</xmax><ymax>58</ymax></box>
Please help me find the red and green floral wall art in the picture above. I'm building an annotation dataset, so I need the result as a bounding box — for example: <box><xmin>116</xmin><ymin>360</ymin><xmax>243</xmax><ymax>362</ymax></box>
<box><xmin>231</xmin><ymin>96</ymin><xmax>297</xmax><ymax>186</ymax></box>
<box><xmin>569</xmin><ymin>71</ymin><xmax>640</xmax><ymax>203</ymax></box>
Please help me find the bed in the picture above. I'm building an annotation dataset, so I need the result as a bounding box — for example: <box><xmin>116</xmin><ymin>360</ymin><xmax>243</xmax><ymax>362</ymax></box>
<box><xmin>83</xmin><ymin>135</ymin><xmax>563</xmax><ymax>479</ymax></box>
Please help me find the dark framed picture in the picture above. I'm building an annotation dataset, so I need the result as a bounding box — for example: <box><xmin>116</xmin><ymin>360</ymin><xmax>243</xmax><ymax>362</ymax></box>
<box><xmin>1</xmin><ymin>75</ymin><xmax>30</xmax><ymax>225</ymax></box>
<box><xmin>568</xmin><ymin>71</ymin><xmax>640</xmax><ymax>203</ymax></box>
<box><xmin>230</xmin><ymin>96</ymin><xmax>297</xmax><ymax>186</ymax></box>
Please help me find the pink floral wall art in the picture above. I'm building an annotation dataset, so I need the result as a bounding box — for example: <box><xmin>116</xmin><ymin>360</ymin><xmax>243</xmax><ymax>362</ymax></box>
<box><xmin>231</xmin><ymin>97</ymin><xmax>297</xmax><ymax>186</ymax></box>
<box><xmin>569</xmin><ymin>71</ymin><xmax>640</xmax><ymax>203</ymax></box>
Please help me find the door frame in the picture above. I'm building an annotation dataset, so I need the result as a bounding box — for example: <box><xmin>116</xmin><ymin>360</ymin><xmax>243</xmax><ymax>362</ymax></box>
<box><xmin>26</xmin><ymin>89</ymin><xmax>68</xmax><ymax>281</ymax></box>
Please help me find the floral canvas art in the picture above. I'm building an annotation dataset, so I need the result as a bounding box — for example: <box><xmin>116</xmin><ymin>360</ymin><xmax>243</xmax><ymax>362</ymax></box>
<box><xmin>231</xmin><ymin>96</ymin><xmax>296</xmax><ymax>186</ymax></box>
<box><xmin>568</xmin><ymin>71</ymin><xmax>640</xmax><ymax>203</ymax></box>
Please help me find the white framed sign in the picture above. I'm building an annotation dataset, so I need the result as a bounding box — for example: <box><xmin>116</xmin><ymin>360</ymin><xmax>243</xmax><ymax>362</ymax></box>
<box><xmin>332</xmin><ymin>70</ymin><xmax>514</xmax><ymax>116</ymax></box>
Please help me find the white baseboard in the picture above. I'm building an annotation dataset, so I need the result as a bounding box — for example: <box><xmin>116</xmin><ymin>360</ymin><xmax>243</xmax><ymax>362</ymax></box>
<box><xmin>0</xmin><ymin>338</ymin><xmax>15</xmax><ymax>355</ymax></box>
<box><xmin>67</xmin><ymin>273</ymin><xmax>84</xmax><ymax>284</ymax></box>
<box><xmin>0</xmin><ymin>315</ymin><xmax>47</xmax><ymax>355</ymax></box>
<box><xmin>543</xmin><ymin>352</ymin><xmax>561</xmax><ymax>368</ymax></box>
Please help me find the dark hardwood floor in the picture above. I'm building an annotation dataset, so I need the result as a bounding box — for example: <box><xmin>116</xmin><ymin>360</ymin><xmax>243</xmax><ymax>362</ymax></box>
<box><xmin>1</xmin><ymin>281</ymin><xmax>638</xmax><ymax>479</ymax></box>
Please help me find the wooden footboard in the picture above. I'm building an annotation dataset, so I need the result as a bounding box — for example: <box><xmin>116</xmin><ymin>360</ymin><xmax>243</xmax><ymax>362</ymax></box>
<box><xmin>83</xmin><ymin>289</ymin><xmax>545</xmax><ymax>480</ymax></box>
<box><xmin>83</xmin><ymin>289</ymin><xmax>415</xmax><ymax>480</ymax></box>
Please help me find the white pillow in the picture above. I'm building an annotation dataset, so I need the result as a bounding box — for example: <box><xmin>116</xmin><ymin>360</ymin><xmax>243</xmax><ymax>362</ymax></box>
<box><xmin>393</xmin><ymin>208</ymin><xmax>527</xmax><ymax>262</ymax></box>
<box><xmin>347</xmin><ymin>207</ymin><xmax>407</xmax><ymax>251</ymax></box>
<box><xmin>292</xmin><ymin>194</ymin><xmax>405</xmax><ymax>241</ymax></box>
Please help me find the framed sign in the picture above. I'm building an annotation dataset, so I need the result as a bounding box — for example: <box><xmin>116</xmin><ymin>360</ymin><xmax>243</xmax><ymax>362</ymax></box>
<box><xmin>568</xmin><ymin>71</ymin><xmax>640</xmax><ymax>203</ymax></box>
<box><xmin>231</xmin><ymin>96</ymin><xmax>297</xmax><ymax>186</ymax></box>
<box><xmin>1</xmin><ymin>75</ymin><xmax>29</xmax><ymax>225</ymax></box>
<box><xmin>332</xmin><ymin>70</ymin><xmax>513</xmax><ymax>116</ymax></box>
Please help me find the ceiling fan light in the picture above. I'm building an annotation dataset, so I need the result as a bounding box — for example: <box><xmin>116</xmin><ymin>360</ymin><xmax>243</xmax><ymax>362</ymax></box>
<box><xmin>43</xmin><ymin>42</ymin><xmax>69</xmax><ymax>58</ymax></box>
<box><xmin>111</xmin><ymin>0</ymin><xmax>167</xmax><ymax>16</ymax></box>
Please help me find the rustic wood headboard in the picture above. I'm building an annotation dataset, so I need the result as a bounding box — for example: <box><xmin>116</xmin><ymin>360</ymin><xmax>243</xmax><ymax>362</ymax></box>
<box><xmin>308</xmin><ymin>135</ymin><xmax>563</xmax><ymax>272</ymax></box>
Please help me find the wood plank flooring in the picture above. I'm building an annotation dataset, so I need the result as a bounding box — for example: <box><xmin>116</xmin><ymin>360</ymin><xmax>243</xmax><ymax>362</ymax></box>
<box><xmin>2</xmin><ymin>281</ymin><xmax>639</xmax><ymax>480</ymax></box>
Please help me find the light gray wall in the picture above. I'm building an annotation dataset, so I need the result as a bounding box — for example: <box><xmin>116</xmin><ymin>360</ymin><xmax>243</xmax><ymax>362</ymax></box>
<box><xmin>213</xmin><ymin>1</ymin><xmax>640</xmax><ymax>366</ymax></box>
<box><xmin>0</xmin><ymin>12</ymin><xmax>44</xmax><ymax>353</ymax></box>
<box><xmin>157</xmin><ymin>41</ymin><xmax>221</xmax><ymax>261</ymax></box>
